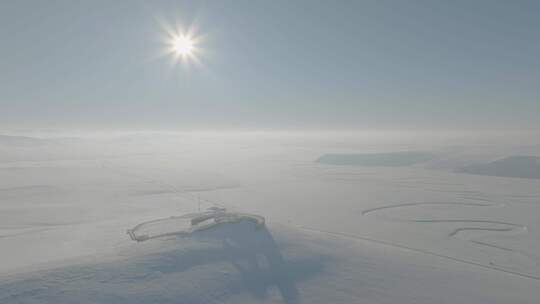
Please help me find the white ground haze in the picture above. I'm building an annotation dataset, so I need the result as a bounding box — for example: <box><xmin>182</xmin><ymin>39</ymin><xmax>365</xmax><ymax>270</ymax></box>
<box><xmin>1</xmin><ymin>130</ymin><xmax>539</xmax><ymax>303</ymax></box>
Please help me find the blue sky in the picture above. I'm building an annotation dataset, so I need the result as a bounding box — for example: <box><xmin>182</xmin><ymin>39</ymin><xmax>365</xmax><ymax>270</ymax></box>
<box><xmin>1</xmin><ymin>0</ymin><xmax>539</xmax><ymax>131</ymax></box>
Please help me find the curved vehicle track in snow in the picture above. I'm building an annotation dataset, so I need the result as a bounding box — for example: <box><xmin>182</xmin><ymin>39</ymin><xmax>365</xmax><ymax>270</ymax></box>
<box><xmin>361</xmin><ymin>201</ymin><xmax>502</xmax><ymax>216</ymax></box>
<box><xmin>361</xmin><ymin>201</ymin><xmax>525</xmax><ymax>246</ymax></box>
<box><xmin>358</xmin><ymin>200</ymin><xmax>539</xmax><ymax>279</ymax></box>
<box><xmin>292</xmin><ymin>224</ymin><xmax>540</xmax><ymax>281</ymax></box>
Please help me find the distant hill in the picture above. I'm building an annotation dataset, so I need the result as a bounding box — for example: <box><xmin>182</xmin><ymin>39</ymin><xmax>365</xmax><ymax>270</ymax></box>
<box><xmin>316</xmin><ymin>152</ymin><xmax>435</xmax><ymax>167</ymax></box>
<box><xmin>456</xmin><ymin>156</ymin><xmax>540</xmax><ymax>179</ymax></box>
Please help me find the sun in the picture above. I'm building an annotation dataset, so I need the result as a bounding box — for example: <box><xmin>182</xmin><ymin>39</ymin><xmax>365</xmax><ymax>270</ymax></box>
<box><xmin>172</xmin><ymin>34</ymin><xmax>194</xmax><ymax>56</ymax></box>
<box><xmin>158</xmin><ymin>21</ymin><xmax>204</xmax><ymax>68</ymax></box>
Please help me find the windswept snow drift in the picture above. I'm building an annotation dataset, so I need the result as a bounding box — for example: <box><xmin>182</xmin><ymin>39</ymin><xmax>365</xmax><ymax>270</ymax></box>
<box><xmin>0</xmin><ymin>220</ymin><xmax>304</xmax><ymax>304</ymax></box>
<box><xmin>2</xmin><ymin>220</ymin><xmax>539</xmax><ymax>304</ymax></box>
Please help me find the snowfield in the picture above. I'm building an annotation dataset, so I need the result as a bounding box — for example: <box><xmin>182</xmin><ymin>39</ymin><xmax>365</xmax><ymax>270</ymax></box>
<box><xmin>1</xmin><ymin>131</ymin><xmax>539</xmax><ymax>303</ymax></box>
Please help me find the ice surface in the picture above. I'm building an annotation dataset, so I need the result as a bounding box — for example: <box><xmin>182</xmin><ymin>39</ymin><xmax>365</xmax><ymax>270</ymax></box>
<box><xmin>1</xmin><ymin>131</ymin><xmax>540</xmax><ymax>303</ymax></box>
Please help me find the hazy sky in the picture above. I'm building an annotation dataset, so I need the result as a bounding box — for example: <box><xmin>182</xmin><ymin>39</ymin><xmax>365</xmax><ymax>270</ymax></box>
<box><xmin>1</xmin><ymin>0</ymin><xmax>539</xmax><ymax>131</ymax></box>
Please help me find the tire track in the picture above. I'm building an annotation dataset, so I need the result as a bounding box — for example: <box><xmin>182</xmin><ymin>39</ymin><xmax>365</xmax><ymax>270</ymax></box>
<box><xmin>360</xmin><ymin>200</ymin><xmax>539</xmax><ymax>276</ymax></box>
<box><xmin>361</xmin><ymin>201</ymin><xmax>500</xmax><ymax>216</ymax></box>
<box><xmin>290</xmin><ymin>224</ymin><xmax>540</xmax><ymax>281</ymax></box>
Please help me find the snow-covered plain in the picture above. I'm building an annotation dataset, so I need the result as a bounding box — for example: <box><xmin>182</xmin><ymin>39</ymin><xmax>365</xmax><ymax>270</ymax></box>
<box><xmin>1</xmin><ymin>131</ymin><xmax>539</xmax><ymax>303</ymax></box>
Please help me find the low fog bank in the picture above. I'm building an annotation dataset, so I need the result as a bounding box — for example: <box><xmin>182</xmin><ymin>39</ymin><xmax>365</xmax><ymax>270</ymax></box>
<box><xmin>2</xmin><ymin>129</ymin><xmax>540</xmax><ymax>176</ymax></box>
<box><xmin>317</xmin><ymin>152</ymin><xmax>436</xmax><ymax>166</ymax></box>
<box><xmin>2</xmin><ymin>128</ymin><xmax>540</xmax><ymax>156</ymax></box>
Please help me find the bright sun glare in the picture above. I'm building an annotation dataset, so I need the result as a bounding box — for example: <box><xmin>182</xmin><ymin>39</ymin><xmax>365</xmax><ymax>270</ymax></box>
<box><xmin>172</xmin><ymin>35</ymin><xmax>194</xmax><ymax>56</ymax></box>
<box><xmin>159</xmin><ymin>21</ymin><xmax>203</xmax><ymax>68</ymax></box>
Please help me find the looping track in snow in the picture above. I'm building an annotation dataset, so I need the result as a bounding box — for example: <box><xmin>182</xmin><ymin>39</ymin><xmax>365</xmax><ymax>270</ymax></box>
<box><xmin>293</xmin><ymin>224</ymin><xmax>540</xmax><ymax>281</ymax></box>
<box><xmin>361</xmin><ymin>201</ymin><xmax>502</xmax><ymax>216</ymax></box>
<box><xmin>355</xmin><ymin>200</ymin><xmax>539</xmax><ymax>280</ymax></box>
<box><xmin>361</xmin><ymin>201</ymin><xmax>526</xmax><ymax>245</ymax></box>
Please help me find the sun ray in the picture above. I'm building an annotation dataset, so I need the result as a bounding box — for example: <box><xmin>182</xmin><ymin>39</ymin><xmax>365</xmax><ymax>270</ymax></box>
<box><xmin>154</xmin><ymin>18</ymin><xmax>204</xmax><ymax>69</ymax></box>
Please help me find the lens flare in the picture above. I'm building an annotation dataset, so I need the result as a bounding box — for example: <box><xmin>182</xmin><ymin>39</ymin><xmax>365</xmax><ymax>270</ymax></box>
<box><xmin>157</xmin><ymin>20</ymin><xmax>204</xmax><ymax>69</ymax></box>
<box><xmin>172</xmin><ymin>34</ymin><xmax>194</xmax><ymax>56</ymax></box>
